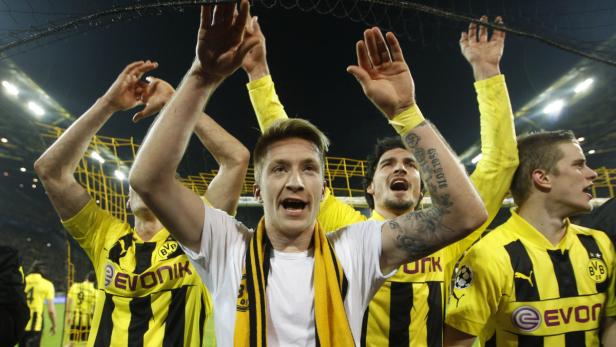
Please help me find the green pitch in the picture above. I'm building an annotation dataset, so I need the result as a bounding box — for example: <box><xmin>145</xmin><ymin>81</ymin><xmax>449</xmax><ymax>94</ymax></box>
<box><xmin>36</xmin><ymin>302</ymin><xmax>216</xmax><ymax>347</ymax></box>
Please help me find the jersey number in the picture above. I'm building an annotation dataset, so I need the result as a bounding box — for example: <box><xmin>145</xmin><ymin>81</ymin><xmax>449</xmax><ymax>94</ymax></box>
<box><xmin>77</xmin><ymin>291</ymin><xmax>85</xmax><ymax>305</ymax></box>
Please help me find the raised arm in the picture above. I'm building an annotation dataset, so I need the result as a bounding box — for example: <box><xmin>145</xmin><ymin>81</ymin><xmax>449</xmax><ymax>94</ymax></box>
<box><xmin>34</xmin><ymin>61</ymin><xmax>158</xmax><ymax>220</ymax></box>
<box><xmin>347</xmin><ymin>28</ymin><xmax>487</xmax><ymax>274</ymax></box>
<box><xmin>129</xmin><ymin>1</ymin><xmax>258</xmax><ymax>251</ymax></box>
<box><xmin>241</xmin><ymin>16</ymin><xmax>289</xmax><ymax>131</ymax></box>
<box><xmin>133</xmin><ymin>77</ymin><xmax>250</xmax><ymax>215</ymax></box>
<box><xmin>196</xmin><ymin>113</ymin><xmax>250</xmax><ymax>214</ymax></box>
<box><xmin>450</xmin><ymin>16</ymin><xmax>518</xmax><ymax>255</ymax></box>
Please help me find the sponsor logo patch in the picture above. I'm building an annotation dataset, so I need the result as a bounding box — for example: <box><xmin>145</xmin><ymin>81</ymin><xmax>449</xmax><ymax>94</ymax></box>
<box><xmin>512</xmin><ymin>306</ymin><xmax>541</xmax><ymax>332</ymax></box>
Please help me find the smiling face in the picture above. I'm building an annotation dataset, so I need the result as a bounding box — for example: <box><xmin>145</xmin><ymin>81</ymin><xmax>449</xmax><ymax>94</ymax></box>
<box><xmin>254</xmin><ymin>137</ymin><xmax>325</xmax><ymax>242</ymax></box>
<box><xmin>367</xmin><ymin>147</ymin><xmax>422</xmax><ymax>218</ymax></box>
<box><xmin>546</xmin><ymin>141</ymin><xmax>597</xmax><ymax>215</ymax></box>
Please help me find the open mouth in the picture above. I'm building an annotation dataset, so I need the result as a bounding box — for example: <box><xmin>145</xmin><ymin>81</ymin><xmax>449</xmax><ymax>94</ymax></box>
<box><xmin>390</xmin><ymin>179</ymin><xmax>409</xmax><ymax>191</ymax></box>
<box><xmin>281</xmin><ymin>198</ymin><xmax>308</xmax><ymax>211</ymax></box>
<box><xmin>583</xmin><ymin>185</ymin><xmax>593</xmax><ymax>198</ymax></box>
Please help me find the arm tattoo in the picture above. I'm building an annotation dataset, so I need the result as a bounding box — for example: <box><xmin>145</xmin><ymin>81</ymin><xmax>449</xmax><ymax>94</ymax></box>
<box><xmin>394</xmin><ymin>123</ymin><xmax>458</xmax><ymax>261</ymax></box>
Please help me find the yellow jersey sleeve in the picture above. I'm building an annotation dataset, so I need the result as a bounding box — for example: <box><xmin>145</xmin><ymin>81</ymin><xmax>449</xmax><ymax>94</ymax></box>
<box><xmin>604</xmin><ymin>235</ymin><xmax>616</xmax><ymax>317</ymax></box>
<box><xmin>445</xmin><ymin>75</ymin><xmax>519</xmax><ymax>264</ymax></box>
<box><xmin>61</xmin><ymin>199</ymin><xmax>131</xmax><ymax>266</ymax></box>
<box><xmin>247</xmin><ymin>74</ymin><xmax>289</xmax><ymax>132</ymax></box>
<box><xmin>446</xmin><ymin>244</ymin><xmax>509</xmax><ymax>336</ymax></box>
<box><xmin>317</xmin><ymin>187</ymin><xmax>367</xmax><ymax>231</ymax></box>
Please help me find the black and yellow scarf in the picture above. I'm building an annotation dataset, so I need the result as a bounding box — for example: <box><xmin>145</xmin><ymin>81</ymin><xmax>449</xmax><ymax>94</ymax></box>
<box><xmin>234</xmin><ymin>218</ymin><xmax>355</xmax><ymax>346</ymax></box>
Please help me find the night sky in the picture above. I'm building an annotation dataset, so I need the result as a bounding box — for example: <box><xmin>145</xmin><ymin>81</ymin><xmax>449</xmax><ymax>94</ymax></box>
<box><xmin>2</xmin><ymin>1</ymin><xmax>614</xmax><ymax>175</ymax></box>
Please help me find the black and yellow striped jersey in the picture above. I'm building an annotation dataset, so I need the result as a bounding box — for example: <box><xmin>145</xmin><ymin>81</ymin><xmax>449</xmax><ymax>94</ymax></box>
<box><xmin>446</xmin><ymin>209</ymin><xmax>616</xmax><ymax>346</ymax></box>
<box><xmin>24</xmin><ymin>273</ymin><xmax>55</xmax><ymax>332</ymax></box>
<box><xmin>247</xmin><ymin>73</ymin><xmax>518</xmax><ymax>347</ymax></box>
<box><xmin>66</xmin><ymin>280</ymin><xmax>97</xmax><ymax>343</ymax></box>
<box><xmin>62</xmin><ymin>199</ymin><xmax>212</xmax><ymax>346</ymax></box>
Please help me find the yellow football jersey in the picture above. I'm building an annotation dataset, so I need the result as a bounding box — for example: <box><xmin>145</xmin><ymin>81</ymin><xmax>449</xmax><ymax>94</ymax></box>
<box><xmin>24</xmin><ymin>273</ymin><xmax>55</xmax><ymax>332</ymax></box>
<box><xmin>446</xmin><ymin>210</ymin><xmax>616</xmax><ymax>346</ymax></box>
<box><xmin>62</xmin><ymin>199</ymin><xmax>212</xmax><ymax>347</ymax></box>
<box><xmin>66</xmin><ymin>280</ymin><xmax>97</xmax><ymax>343</ymax></box>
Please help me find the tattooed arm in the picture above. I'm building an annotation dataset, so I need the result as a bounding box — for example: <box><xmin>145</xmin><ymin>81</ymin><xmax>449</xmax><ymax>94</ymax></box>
<box><xmin>347</xmin><ymin>28</ymin><xmax>488</xmax><ymax>274</ymax></box>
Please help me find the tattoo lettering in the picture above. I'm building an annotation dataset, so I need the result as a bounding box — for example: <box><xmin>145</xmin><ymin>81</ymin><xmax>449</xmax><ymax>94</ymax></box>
<box><xmin>428</xmin><ymin>148</ymin><xmax>448</xmax><ymax>189</ymax></box>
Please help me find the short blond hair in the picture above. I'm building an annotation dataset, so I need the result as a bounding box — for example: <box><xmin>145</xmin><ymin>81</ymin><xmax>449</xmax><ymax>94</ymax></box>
<box><xmin>511</xmin><ymin>130</ymin><xmax>577</xmax><ymax>205</ymax></box>
<box><xmin>253</xmin><ymin>118</ymin><xmax>330</xmax><ymax>182</ymax></box>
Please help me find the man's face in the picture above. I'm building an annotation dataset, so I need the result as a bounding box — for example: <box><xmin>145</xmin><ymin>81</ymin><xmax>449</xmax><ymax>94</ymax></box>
<box><xmin>548</xmin><ymin>142</ymin><xmax>597</xmax><ymax>215</ymax></box>
<box><xmin>254</xmin><ymin>137</ymin><xmax>325</xmax><ymax>238</ymax></box>
<box><xmin>367</xmin><ymin>147</ymin><xmax>422</xmax><ymax>216</ymax></box>
<box><xmin>127</xmin><ymin>187</ymin><xmax>151</xmax><ymax>216</ymax></box>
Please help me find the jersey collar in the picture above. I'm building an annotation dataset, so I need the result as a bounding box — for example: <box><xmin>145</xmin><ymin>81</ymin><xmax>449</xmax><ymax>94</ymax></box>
<box><xmin>509</xmin><ymin>208</ymin><xmax>575</xmax><ymax>251</ymax></box>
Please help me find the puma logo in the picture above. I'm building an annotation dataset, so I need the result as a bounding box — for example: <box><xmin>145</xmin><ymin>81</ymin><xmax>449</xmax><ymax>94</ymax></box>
<box><xmin>514</xmin><ymin>271</ymin><xmax>534</xmax><ymax>287</ymax></box>
<box><xmin>451</xmin><ymin>290</ymin><xmax>465</xmax><ymax>308</ymax></box>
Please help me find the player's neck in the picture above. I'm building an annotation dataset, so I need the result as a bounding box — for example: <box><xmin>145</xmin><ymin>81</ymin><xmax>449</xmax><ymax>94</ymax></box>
<box><xmin>517</xmin><ymin>199</ymin><xmax>567</xmax><ymax>246</ymax></box>
<box><xmin>375</xmin><ymin>206</ymin><xmax>414</xmax><ymax>220</ymax></box>
<box><xmin>134</xmin><ymin>215</ymin><xmax>164</xmax><ymax>242</ymax></box>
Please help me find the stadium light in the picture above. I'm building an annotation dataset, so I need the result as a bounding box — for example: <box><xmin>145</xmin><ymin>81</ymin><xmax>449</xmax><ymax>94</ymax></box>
<box><xmin>19</xmin><ymin>167</ymin><xmax>26</xmax><ymax>172</ymax></box>
<box><xmin>543</xmin><ymin>99</ymin><xmax>565</xmax><ymax>116</ymax></box>
<box><xmin>471</xmin><ymin>153</ymin><xmax>482</xmax><ymax>164</ymax></box>
<box><xmin>27</xmin><ymin>101</ymin><xmax>45</xmax><ymax>117</ymax></box>
<box><xmin>32</xmin><ymin>184</ymin><xmax>36</xmax><ymax>189</ymax></box>
<box><xmin>114</xmin><ymin>169</ymin><xmax>126</xmax><ymax>181</ymax></box>
<box><xmin>91</xmin><ymin>151</ymin><xmax>105</xmax><ymax>164</ymax></box>
<box><xmin>574</xmin><ymin>78</ymin><xmax>594</xmax><ymax>94</ymax></box>
<box><xmin>1</xmin><ymin>137</ymin><xmax>7</xmax><ymax>143</ymax></box>
<box><xmin>2</xmin><ymin>80</ymin><xmax>19</xmax><ymax>96</ymax></box>
<box><xmin>33</xmin><ymin>178</ymin><xmax>38</xmax><ymax>182</ymax></box>
<box><xmin>588</xmin><ymin>149</ymin><xmax>596</xmax><ymax>155</ymax></box>
<box><xmin>577</xmin><ymin>137</ymin><xmax>585</xmax><ymax>142</ymax></box>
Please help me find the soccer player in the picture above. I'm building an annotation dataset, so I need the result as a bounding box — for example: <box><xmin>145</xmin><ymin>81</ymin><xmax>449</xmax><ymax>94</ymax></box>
<box><xmin>444</xmin><ymin>131</ymin><xmax>616</xmax><ymax>346</ymax></box>
<box><xmin>35</xmin><ymin>61</ymin><xmax>250</xmax><ymax>345</ymax></box>
<box><xmin>21</xmin><ymin>261</ymin><xmax>57</xmax><ymax>347</ymax></box>
<box><xmin>242</xmin><ymin>15</ymin><xmax>517</xmax><ymax>346</ymax></box>
<box><xmin>65</xmin><ymin>271</ymin><xmax>97</xmax><ymax>347</ymax></box>
<box><xmin>129</xmin><ymin>1</ymin><xmax>487</xmax><ymax>345</ymax></box>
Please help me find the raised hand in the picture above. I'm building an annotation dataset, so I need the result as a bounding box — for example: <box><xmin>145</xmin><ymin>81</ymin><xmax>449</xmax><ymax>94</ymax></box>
<box><xmin>347</xmin><ymin>27</ymin><xmax>415</xmax><ymax>119</ymax></box>
<box><xmin>459</xmin><ymin>16</ymin><xmax>504</xmax><ymax>80</ymax></box>
<box><xmin>132</xmin><ymin>77</ymin><xmax>175</xmax><ymax>123</ymax></box>
<box><xmin>100</xmin><ymin>60</ymin><xmax>158</xmax><ymax>113</ymax></box>
<box><xmin>241</xmin><ymin>15</ymin><xmax>268</xmax><ymax>79</ymax></box>
<box><xmin>194</xmin><ymin>0</ymin><xmax>260</xmax><ymax>82</ymax></box>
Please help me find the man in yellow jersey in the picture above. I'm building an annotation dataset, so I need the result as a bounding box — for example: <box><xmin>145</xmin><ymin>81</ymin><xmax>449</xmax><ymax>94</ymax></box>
<box><xmin>444</xmin><ymin>130</ymin><xmax>616</xmax><ymax>346</ymax></box>
<box><xmin>21</xmin><ymin>261</ymin><xmax>57</xmax><ymax>347</ymax></box>
<box><xmin>241</xmin><ymin>15</ymin><xmax>517</xmax><ymax>346</ymax></box>
<box><xmin>130</xmin><ymin>2</ymin><xmax>487</xmax><ymax>345</ymax></box>
<box><xmin>65</xmin><ymin>271</ymin><xmax>97</xmax><ymax>346</ymax></box>
<box><xmin>35</xmin><ymin>61</ymin><xmax>250</xmax><ymax>346</ymax></box>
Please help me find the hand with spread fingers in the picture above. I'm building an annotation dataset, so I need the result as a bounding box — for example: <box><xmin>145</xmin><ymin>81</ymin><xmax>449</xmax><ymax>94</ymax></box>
<box><xmin>347</xmin><ymin>27</ymin><xmax>415</xmax><ymax>119</ymax></box>
<box><xmin>194</xmin><ymin>0</ymin><xmax>260</xmax><ymax>82</ymax></box>
<box><xmin>241</xmin><ymin>15</ymin><xmax>268</xmax><ymax>79</ymax></box>
<box><xmin>460</xmin><ymin>15</ymin><xmax>505</xmax><ymax>80</ymax></box>
<box><xmin>132</xmin><ymin>77</ymin><xmax>175</xmax><ymax>123</ymax></box>
<box><xmin>100</xmin><ymin>60</ymin><xmax>158</xmax><ymax>113</ymax></box>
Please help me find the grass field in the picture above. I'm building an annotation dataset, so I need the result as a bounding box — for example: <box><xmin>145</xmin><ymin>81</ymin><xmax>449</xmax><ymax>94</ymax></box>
<box><xmin>35</xmin><ymin>302</ymin><xmax>216</xmax><ymax>346</ymax></box>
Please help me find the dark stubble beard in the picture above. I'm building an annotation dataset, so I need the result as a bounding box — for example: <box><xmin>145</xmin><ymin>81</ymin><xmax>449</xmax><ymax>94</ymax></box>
<box><xmin>384</xmin><ymin>198</ymin><xmax>415</xmax><ymax>215</ymax></box>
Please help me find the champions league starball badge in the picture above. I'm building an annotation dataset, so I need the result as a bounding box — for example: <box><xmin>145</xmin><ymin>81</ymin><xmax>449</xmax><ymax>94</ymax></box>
<box><xmin>454</xmin><ymin>265</ymin><xmax>473</xmax><ymax>289</ymax></box>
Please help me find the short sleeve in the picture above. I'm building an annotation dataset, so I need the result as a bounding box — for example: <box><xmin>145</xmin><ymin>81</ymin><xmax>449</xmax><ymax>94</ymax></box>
<box><xmin>445</xmin><ymin>245</ymin><xmax>507</xmax><ymax>336</ymax></box>
<box><xmin>62</xmin><ymin>199</ymin><xmax>129</xmax><ymax>265</ymax></box>
<box><xmin>329</xmin><ymin>221</ymin><xmax>396</xmax><ymax>305</ymax></box>
<box><xmin>179</xmin><ymin>204</ymin><xmax>252</xmax><ymax>297</ymax></box>
<box><xmin>318</xmin><ymin>188</ymin><xmax>367</xmax><ymax>232</ymax></box>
